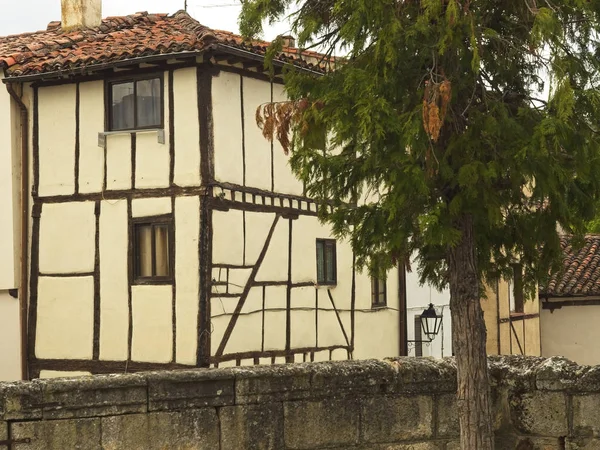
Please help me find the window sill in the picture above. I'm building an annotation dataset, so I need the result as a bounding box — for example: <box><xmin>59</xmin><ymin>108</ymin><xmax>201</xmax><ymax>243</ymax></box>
<box><xmin>132</xmin><ymin>278</ymin><xmax>173</xmax><ymax>286</ymax></box>
<box><xmin>98</xmin><ymin>128</ymin><xmax>165</xmax><ymax>147</ymax></box>
<box><xmin>371</xmin><ymin>304</ymin><xmax>388</xmax><ymax>310</ymax></box>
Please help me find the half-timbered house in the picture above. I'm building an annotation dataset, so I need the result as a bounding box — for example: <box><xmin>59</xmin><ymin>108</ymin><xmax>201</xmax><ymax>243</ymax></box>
<box><xmin>0</xmin><ymin>0</ymin><xmax>545</xmax><ymax>380</ymax></box>
<box><xmin>0</xmin><ymin>0</ymin><xmax>409</xmax><ymax>379</ymax></box>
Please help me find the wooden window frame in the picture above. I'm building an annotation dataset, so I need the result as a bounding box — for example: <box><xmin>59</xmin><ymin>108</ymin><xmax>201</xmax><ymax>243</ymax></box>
<box><xmin>316</xmin><ymin>239</ymin><xmax>337</xmax><ymax>285</ymax></box>
<box><xmin>371</xmin><ymin>275</ymin><xmax>387</xmax><ymax>308</ymax></box>
<box><xmin>131</xmin><ymin>214</ymin><xmax>174</xmax><ymax>285</ymax></box>
<box><xmin>106</xmin><ymin>73</ymin><xmax>165</xmax><ymax>132</ymax></box>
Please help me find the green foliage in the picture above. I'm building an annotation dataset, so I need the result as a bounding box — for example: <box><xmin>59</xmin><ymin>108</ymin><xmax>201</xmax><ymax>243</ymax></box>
<box><xmin>240</xmin><ymin>0</ymin><xmax>600</xmax><ymax>289</ymax></box>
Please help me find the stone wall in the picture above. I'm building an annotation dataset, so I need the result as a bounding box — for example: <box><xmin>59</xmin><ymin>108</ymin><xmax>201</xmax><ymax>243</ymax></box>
<box><xmin>0</xmin><ymin>356</ymin><xmax>599</xmax><ymax>449</ymax></box>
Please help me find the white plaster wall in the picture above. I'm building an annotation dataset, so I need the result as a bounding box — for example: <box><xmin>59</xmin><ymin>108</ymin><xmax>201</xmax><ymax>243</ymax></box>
<box><xmin>541</xmin><ymin>305</ymin><xmax>600</xmax><ymax>366</ymax></box>
<box><xmin>272</xmin><ymin>83</ymin><xmax>303</xmax><ymax>196</ymax></box>
<box><xmin>39</xmin><ymin>202</ymin><xmax>95</xmax><ymax>274</ymax></box>
<box><xmin>135</xmin><ymin>130</ymin><xmax>170</xmax><ymax>189</ymax></box>
<box><xmin>173</xmin><ymin>68</ymin><xmax>201</xmax><ymax>187</ymax></box>
<box><xmin>243</xmin><ymin>77</ymin><xmax>272</xmax><ymax>191</ymax></box>
<box><xmin>213</xmin><ymin>72</ymin><xmax>243</xmax><ymax>185</ymax></box>
<box><xmin>255</xmin><ymin>218</ymin><xmax>288</xmax><ymax>281</ymax></box>
<box><xmin>106</xmin><ymin>134</ymin><xmax>132</xmax><ymax>190</ymax></box>
<box><xmin>38</xmin><ymin>84</ymin><xmax>76</xmax><ymax>196</ymax></box>
<box><xmin>175</xmin><ymin>196</ymin><xmax>200</xmax><ymax>365</ymax></box>
<box><xmin>245</xmin><ymin>212</ymin><xmax>278</xmax><ymax>266</ymax></box>
<box><xmin>131</xmin><ymin>197</ymin><xmax>172</xmax><ymax>218</ymax></box>
<box><xmin>131</xmin><ymin>285</ymin><xmax>173</xmax><ymax>363</ymax></box>
<box><xmin>0</xmin><ymin>81</ymin><xmax>17</xmax><ymax>290</ymax></box>
<box><xmin>212</xmin><ymin>209</ymin><xmax>245</xmax><ymax>266</ymax></box>
<box><xmin>99</xmin><ymin>200</ymin><xmax>129</xmax><ymax>361</ymax></box>
<box><xmin>78</xmin><ymin>80</ymin><xmax>105</xmax><ymax>194</ymax></box>
<box><xmin>36</xmin><ymin>276</ymin><xmax>94</xmax><ymax>359</ymax></box>
<box><xmin>210</xmin><ymin>207</ymin><xmax>400</xmax><ymax>360</ymax></box>
<box><xmin>0</xmin><ymin>291</ymin><xmax>21</xmax><ymax>381</ymax></box>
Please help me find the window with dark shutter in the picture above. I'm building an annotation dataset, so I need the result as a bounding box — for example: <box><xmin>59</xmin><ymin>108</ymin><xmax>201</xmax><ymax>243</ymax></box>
<box><xmin>316</xmin><ymin>239</ymin><xmax>337</xmax><ymax>285</ymax></box>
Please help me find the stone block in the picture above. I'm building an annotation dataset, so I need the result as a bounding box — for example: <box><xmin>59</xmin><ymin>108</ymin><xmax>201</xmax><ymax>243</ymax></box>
<box><xmin>437</xmin><ymin>394</ymin><xmax>459</xmax><ymax>437</ymax></box>
<box><xmin>147</xmin><ymin>369</ymin><xmax>234</xmax><ymax>411</ymax></box>
<box><xmin>567</xmin><ymin>437</ymin><xmax>600</xmax><ymax>450</ymax></box>
<box><xmin>365</xmin><ymin>444</ymin><xmax>441</xmax><ymax>450</ymax></box>
<box><xmin>0</xmin><ymin>381</ymin><xmax>43</xmax><ymax>420</ymax></box>
<box><xmin>101</xmin><ymin>409</ymin><xmax>219</xmax><ymax>450</ymax></box>
<box><xmin>386</xmin><ymin>358</ymin><xmax>457</xmax><ymax>394</ymax></box>
<box><xmin>573</xmin><ymin>395</ymin><xmax>600</xmax><ymax>437</ymax></box>
<box><xmin>361</xmin><ymin>395</ymin><xmax>433</xmax><ymax>443</ymax></box>
<box><xmin>284</xmin><ymin>399</ymin><xmax>359</xmax><ymax>449</ymax></box>
<box><xmin>534</xmin><ymin>356</ymin><xmax>586</xmax><ymax>392</ymax></box>
<box><xmin>235</xmin><ymin>364</ymin><xmax>311</xmax><ymax>405</ymax></box>
<box><xmin>220</xmin><ymin>403</ymin><xmax>284</xmax><ymax>450</ymax></box>
<box><xmin>11</xmin><ymin>418</ymin><xmax>101</xmax><ymax>450</ymax></box>
<box><xmin>41</xmin><ymin>373</ymin><xmax>147</xmax><ymax>419</ymax></box>
<box><xmin>309</xmin><ymin>360</ymin><xmax>396</xmax><ymax>397</ymax></box>
<box><xmin>510</xmin><ymin>391</ymin><xmax>568</xmax><ymax>437</ymax></box>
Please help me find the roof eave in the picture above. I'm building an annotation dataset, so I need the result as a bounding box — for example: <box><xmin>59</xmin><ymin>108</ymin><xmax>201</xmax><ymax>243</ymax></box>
<box><xmin>213</xmin><ymin>43</ymin><xmax>325</xmax><ymax>77</ymax></box>
<box><xmin>2</xmin><ymin>50</ymin><xmax>202</xmax><ymax>84</ymax></box>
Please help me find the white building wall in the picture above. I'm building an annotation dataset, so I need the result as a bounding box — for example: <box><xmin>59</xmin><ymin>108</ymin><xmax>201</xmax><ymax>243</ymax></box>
<box><xmin>541</xmin><ymin>303</ymin><xmax>600</xmax><ymax>366</ymax></box>
<box><xmin>173</xmin><ymin>68</ymin><xmax>200</xmax><ymax>187</ymax></box>
<box><xmin>0</xmin><ymin>292</ymin><xmax>21</xmax><ymax>381</ymax></box>
<box><xmin>0</xmin><ymin>77</ymin><xmax>21</xmax><ymax>380</ymax></box>
<box><xmin>404</xmin><ymin>257</ymin><xmax>453</xmax><ymax>358</ymax></box>
<box><xmin>38</xmin><ymin>84</ymin><xmax>77</xmax><ymax>196</ymax></box>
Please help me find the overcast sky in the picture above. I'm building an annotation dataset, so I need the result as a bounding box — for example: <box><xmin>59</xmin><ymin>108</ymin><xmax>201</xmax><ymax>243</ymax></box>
<box><xmin>0</xmin><ymin>0</ymin><xmax>290</xmax><ymax>38</ymax></box>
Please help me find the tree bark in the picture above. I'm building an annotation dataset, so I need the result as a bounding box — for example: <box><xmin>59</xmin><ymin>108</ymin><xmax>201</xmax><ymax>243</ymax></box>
<box><xmin>447</xmin><ymin>215</ymin><xmax>494</xmax><ymax>450</ymax></box>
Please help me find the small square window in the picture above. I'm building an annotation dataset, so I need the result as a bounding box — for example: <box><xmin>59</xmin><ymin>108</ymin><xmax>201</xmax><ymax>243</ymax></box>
<box><xmin>316</xmin><ymin>239</ymin><xmax>336</xmax><ymax>285</ymax></box>
<box><xmin>109</xmin><ymin>77</ymin><xmax>162</xmax><ymax>131</ymax></box>
<box><xmin>371</xmin><ymin>276</ymin><xmax>387</xmax><ymax>307</ymax></box>
<box><xmin>133</xmin><ymin>219</ymin><xmax>173</xmax><ymax>284</ymax></box>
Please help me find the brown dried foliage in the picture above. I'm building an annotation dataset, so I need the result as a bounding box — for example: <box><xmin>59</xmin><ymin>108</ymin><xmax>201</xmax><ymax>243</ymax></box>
<box><xmin>256</xmin><ymin>99</ymin><xmax>311</xmax><ymax>154</ymax></box>
<box><xmin>422</xmin><ymin>78</ymin><xmax>452</xmax><ymax>142</ymax></box>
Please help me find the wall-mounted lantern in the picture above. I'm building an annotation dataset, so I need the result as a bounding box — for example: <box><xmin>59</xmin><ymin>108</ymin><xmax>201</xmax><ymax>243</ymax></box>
<box><xmin>420</xmin><ymin>303</ymin><xmax>443</xmax><ymax>339</ymax></box>
<box><xmin>408</xmin><ymin>303</ymin><xmax>444</xmax><ymax>346</ymax></box>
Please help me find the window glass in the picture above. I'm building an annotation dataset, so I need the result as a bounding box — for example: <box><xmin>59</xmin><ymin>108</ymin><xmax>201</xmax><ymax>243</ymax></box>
<box><xmin>133</xmin><ymin>220</ymin><xmax>172</xmax><ymax>283</ymax></box>
<box><xmin>316</xmin><ymin>241</ymin><xmax>325</xmax><ymax>282</ymax></box>
<box><xmin>111</xmin><ymin>82</ymin><xmax>135</xmax><ymax>130</ymax></box>
<box><xmin>154</xmin><ymin>225</ymin><xmax>170</xmax><ymax>277</ymax></box>
<box><xmin>325</xmin><ymin>242</ymin><xmax>335</xmax><ymax>283</ymax></box>
<box><xmin>136</xmin><ymin>78</ymin><xmax>161</xmax><ymax>128</ymax></box>
<box><xmin>136</xmin><ymin>225</ymin><xmax>153</xmax><ymax>277</ymax></box>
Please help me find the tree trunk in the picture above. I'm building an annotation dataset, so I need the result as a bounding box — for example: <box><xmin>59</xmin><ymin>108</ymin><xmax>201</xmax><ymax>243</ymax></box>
<box><xmin>447</xmin><ymin>215</ymin><xmax>494</xmax><ymax>450</ymax></box>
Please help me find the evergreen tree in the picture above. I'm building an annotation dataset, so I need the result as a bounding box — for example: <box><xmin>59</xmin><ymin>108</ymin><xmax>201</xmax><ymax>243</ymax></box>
<box><xmin>239</xmin><ymin>1</ymin><xmax>600</xmax><ymax>448</ymax></box>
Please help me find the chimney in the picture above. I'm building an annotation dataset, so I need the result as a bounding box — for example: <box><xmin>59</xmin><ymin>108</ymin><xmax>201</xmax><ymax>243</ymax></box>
<box><xmin>280</xmin><ymin>35</ymin><xmax>296</xmax><ymax>49</ymax></box>
<box><xmin>62</xmin><ymin>0</ymin><xmax>102</xmax><ymax>30</ymax></box>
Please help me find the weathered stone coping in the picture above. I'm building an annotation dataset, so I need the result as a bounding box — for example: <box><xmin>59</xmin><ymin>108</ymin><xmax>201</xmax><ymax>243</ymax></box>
<box><xmin>1</xmin><ymin>356</ymin><xmax>600</xmax><ymax>449</ymax></box>
<box><xmin>2</xmin><ymin>356</ymin><xmax>600</xmax><ymax>422</ymax></box>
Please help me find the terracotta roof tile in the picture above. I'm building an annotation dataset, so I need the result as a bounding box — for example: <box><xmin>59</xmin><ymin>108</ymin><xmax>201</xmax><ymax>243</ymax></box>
<box><xmin>541</xmin><ymin>235</ymin><xmax>600</xmax><ymax>297</ymax></box>
<box><xmin>0</xmin><ymin>10</ymin><xmax>330</xmax><ymax>78</ymax></box>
